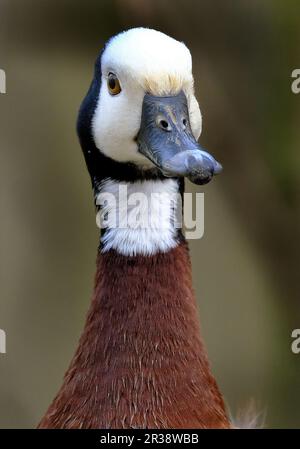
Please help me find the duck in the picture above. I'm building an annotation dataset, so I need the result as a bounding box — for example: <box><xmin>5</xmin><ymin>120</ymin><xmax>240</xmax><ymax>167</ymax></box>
<box><xmin>38</xmin><ymin>27</ymin><xmax>230</xmax><ymax>429</ymax></box>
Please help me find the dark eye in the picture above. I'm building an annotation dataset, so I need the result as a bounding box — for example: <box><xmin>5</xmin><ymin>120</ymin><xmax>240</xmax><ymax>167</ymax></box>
<box><xmin>107</xmin><ymin>73</ymin><xmax>121</xmax><ymax>95</ymax></box>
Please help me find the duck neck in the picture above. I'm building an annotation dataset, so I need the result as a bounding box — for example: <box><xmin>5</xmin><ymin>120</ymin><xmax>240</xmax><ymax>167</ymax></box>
<box><xmin>95</xmin><ymin>176</ymin><xmax>185</xmax><ymax>257</ymax></box>
<box><xmin>39</xmin><ymin>177</ymin><xmax>230</xmax><ymax>429</ymax></box>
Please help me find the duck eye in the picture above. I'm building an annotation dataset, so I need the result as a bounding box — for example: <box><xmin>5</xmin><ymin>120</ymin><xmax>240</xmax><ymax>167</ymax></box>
<box><xmin>107</xmin><ymin>73</ymin><xmax>121</xmax><ymax>95</ymax></box>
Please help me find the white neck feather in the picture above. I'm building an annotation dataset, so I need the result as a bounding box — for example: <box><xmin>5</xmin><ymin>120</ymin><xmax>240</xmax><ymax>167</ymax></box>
<box><xmin>96</xmin><ymin>178</ymin><xmax>181</xmax><ymax>256</ymax></box>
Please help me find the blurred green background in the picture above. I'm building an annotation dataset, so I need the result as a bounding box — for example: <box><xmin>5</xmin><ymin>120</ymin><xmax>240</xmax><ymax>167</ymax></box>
<box><xmin>0</xmin><ymin>0</ymin><xmax>299</xmax><ymax>428</ymax></box>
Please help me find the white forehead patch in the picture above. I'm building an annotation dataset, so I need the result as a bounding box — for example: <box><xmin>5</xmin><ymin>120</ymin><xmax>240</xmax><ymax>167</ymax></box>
<box><xmin>102</xmin><ymin>28</ymin><xmax>193</xmax><ymax>96</ymax></box>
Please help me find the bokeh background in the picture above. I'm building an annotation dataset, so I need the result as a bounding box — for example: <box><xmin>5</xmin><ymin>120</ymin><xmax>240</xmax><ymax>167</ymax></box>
<box><xmin>0</xmin><ymin>0</ymin><xmax>299</xmax><ymax>428</ymax></box>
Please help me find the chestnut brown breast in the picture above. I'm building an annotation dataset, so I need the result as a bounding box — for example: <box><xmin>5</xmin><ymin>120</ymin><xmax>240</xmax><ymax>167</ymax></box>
<box><xmin>38</xmin><ymin>242</ymin><xmax>230</xmax><ymax>429</ymax></box>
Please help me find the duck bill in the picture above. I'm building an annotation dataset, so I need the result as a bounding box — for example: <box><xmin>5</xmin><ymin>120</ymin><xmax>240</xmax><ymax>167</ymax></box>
<box><xmin>137</xmin><ymin>91</ymin><xmax>222</xmax><ymax>185</ymax></box>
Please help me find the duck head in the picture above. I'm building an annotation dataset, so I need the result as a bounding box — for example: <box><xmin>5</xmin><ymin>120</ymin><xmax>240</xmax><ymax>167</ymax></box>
<box><xmin>77</xmin><ymin>28</ymin><xmax>222</xmax><ymax>186</ymax></box>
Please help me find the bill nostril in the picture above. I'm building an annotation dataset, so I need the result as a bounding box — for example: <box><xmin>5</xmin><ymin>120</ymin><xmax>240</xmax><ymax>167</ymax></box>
<box><xmin>160</xmin><ymin>120</ymin><xmax>169</xmax><ymax>129</ymax></box>
<box><xmin>156</xmin><ymin>116</ymin><xmax>172</xmax><ymax>131</ymax></box>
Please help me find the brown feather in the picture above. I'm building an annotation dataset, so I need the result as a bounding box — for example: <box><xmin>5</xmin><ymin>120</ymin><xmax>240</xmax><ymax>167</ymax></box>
<box><xmin>38</xmin><ymin>242</ymin><xmax>230</xmax><ymax>429</ymax></box>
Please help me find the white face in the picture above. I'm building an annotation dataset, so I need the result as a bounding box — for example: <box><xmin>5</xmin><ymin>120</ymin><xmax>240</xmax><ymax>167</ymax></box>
<box><xmin>92</xmin><ymin>28</ymin><xmax>202</xmax><ymax>166</ymax></box>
